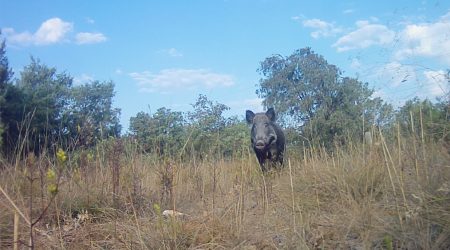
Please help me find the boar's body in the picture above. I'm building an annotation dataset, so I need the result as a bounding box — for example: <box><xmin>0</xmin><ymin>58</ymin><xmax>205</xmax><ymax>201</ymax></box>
<box><xmin>246</xmin><ymin>108</ymin><xmax>285</xmax><ymax>172</ymax></box>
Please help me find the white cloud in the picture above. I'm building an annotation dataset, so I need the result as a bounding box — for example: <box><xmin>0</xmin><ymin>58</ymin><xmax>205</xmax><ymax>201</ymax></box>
<box><xmin>227</xmin><ymin>98</ymin><xmax>264</xmax><ymax>113</ymax></box>
<box><xmin>350</xmin><ymin>58</ymin><xmax>361</xmax><ymax>69</ymax></box>
<box><xmin>159</xmin><ymin>48</ymin><xmax>183</xmax><ymax>57</ymax></box>
<box><xmin>73</xmin><ymin>73</ymin><xmax>94</xmax><ymax>85</ymax></box>
<box><xmin>302</xmin><ymin>18</ymin><xmax>342</xmax><ymax>39</ymax></box>
<box><xmin>75</xmin><ymin>32</ymin><xmax>107</xmax><ymax>44</ymax></box>
<box><xmin>2</xmin><ymin>28</ymin><xmax>34</xmax><ymax>45</ymax></box>
<box><xmin>395</xmin><ymin>12</ymin><xmax>450</xmax><ymax>65</ymax></box>
<box><xmin>331</xmin><ymin>11</ymin><xmax>450</xmax><ymax>61</ymax></box>
<box><xmin>326</xmin><ymin>11</ymin><xmax>450</xmax><ymax>102</ymax></box>
<box><xmin>423</xmin><ymin>70</ymin><xmax>449</xmax><ymax>97</ymax></box>
<box><xmin>370</xmin><ymin>62</ymin><xmax>449</xmax><ymax>101</ymax></box>
<box><xmin>2</xmin><ymin>17</ymin><xmax>107</xmax><ymax>46</ymax></box>
<box><xmin>129</xmin><ymin>69</ymin><xmax>234</xmax><ymax>93</ymax></box>
<box><xmin>331</xmin><ymin>11</ymin><xmax>450</xmax><ymax>64</ymax></box>
<box><xmin>376</xmin><ymin>61</ymin><xmax>417</xmax><ymax>87</ymax></box>
<box><xmin>291</xmin><ymin>15</ymin><xmax>305</xmax><ymax>21</ymax></box>
<box><xmin>372</xmin><ymin>89</ymin><xmax>386</xmax><ymax>99</ymax></box>
<box><xmin>343</xmin><ymin>9</ymin><xmax>355</xmax><ymax>14</ymax></box>
<box><xmin>85</xmin><ymin>17</ymin><xmax>95</xmax><ymax>24</ymax></box>
<box><xmin>333</xmin><ymin>20</ymin><xmax>395</xmax><ymax>52</ymax></box>
<box><xmin>363</xmin><ymin>62</ymin><xmax>422</xmax><ymax>105</ymax></box>
<box><xmin>34</xmin><ymin>18</ymin><xmax>73</xmax><ymax>45</ymax></box>
<box><xmin>3</xmin><ymin>18</ymin><xmax>73</xmax><ymax>46</ymax></box>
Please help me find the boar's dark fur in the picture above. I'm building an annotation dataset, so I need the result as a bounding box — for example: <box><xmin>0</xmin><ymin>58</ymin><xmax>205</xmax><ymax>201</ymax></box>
<box><xmin>246</xmin><ymin>108</ymin><xmax>285</xmax><ymax>172</ymax></box>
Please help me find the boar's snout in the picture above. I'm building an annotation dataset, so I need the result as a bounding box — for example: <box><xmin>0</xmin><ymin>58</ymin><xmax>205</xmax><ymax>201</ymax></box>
<box><xmin>255</xmin><ymin>140</ymin><xmax>266</xmax><ymax>150</ymax></box>
<box><xmin>253</xmin><ymin>134</ymin><xmax>276</xmax><ymax>150</ymax></box>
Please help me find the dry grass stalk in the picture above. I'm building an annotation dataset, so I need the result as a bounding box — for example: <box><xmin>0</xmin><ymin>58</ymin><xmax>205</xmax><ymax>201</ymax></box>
<box><xmin>410</xmin><ymin>110</ymin><xmax>420</xmax><ymax>181</ymax></box>
<box><xmin>13</xmin><ymin>211</ymin><xmax>19</xmax><ymax>250</ymax></box>
<box><xmin>288</xmin><ymin>158</ymin><xmax>296</xmax><ymax>233</ymax></box>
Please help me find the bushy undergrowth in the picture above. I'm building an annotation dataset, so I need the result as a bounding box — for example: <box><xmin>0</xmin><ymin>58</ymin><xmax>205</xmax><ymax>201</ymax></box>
<box><xmin>1</xmin><ymin>133</ymin><xmax>449</xmax><ymax>249</ymax></box>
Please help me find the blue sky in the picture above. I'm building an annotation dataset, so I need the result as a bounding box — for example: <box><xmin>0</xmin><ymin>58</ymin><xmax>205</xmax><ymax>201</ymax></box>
<box><xmin>1</xmin><ymin>0</ymin><xmax>449</xmax><ymax>132</ymax></box>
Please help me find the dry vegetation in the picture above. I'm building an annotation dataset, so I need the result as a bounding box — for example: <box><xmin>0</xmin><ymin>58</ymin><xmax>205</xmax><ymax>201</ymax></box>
<box><xmin>1</xmin><ymin>130</ymin><xmax>449</xmax><ymax>249</ymax></box>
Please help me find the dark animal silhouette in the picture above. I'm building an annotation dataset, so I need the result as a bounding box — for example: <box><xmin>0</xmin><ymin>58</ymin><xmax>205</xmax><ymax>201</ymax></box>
<box><xmin>246</xmin><ymin>108</ymin><xmax>285</xmax><ymax>172</ymax></box>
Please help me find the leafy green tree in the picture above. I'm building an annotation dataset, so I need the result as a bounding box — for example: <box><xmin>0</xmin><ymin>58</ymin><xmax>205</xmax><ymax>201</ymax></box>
<box><xmin>129</xmin><ymin>95</ymin><xmax>249</xmax><ymax>159</ymax></box>
<box><xmin>129</xmin><ymin>107</ymin><xmax>184</xmax><ymax>156</ymax></box>
<box><xmin>187</xmin><ymin>94</ymin><xmax>230</xmax><ymax>157</ymax></box>
<box><xmin>65</xmin><ymin>80</ymin><xmax>121</xmax><ymax>148</ymax></box>
<box><xmin>0</xmin><ymin>33</ymin><xmax>14</xmax><ymax>150</ymax></box>
<box><xmin>2</xmin><ymin>58</ymin><xmax>71</xmax><ymax>155</ymax></box>
<box><xmin>0</xmin><ymin>34</ymin><xmax>13</xmax><ymax>91</ymax></box>
<box><xmin>152</xmin><ymin>107</ymin><xmax>185</xmax><ymax>156</ymax></box>
<box><xmin>188</xmin><ymin>94</ymin><xmax>230</xmax><ymax>133</ymax></box>
<box><xmin>396</xmin><ymin>70</ymin><xmax>449</xmax><ymax>143</ymax></box>
<box><xmin>256</xmin><ymin>47</ymin><xmax>393</xmax><ymax>148</ymax></box>
<box><xmin>129</xmin><ymin>111</ymin><xmax>153</xmax><ymax>152</ymax></box>
<box><xmin>1</xmin><ymin>85</ymin><xmax>24</xmax><ymax>155</ymax></box>
<box><xmin>1</xmin><ymin>57</ymin><xmax>121</xmax><ymax>156</ymax></box>
<box><xmin>397</xmin><ymin>97</ymin><xmax>449</xmax><ymax>142</ymax></box>
<box><xmin>220</xmin><ymin>116</ymin><xmax>249</xmax><ymax>157</ymax></box>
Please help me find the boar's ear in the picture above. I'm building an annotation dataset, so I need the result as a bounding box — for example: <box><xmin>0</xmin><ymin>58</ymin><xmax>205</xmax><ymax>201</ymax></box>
<box><xmin>266</xmin><ymin>108</ymin><xmax>276</xmax><ymax>122</ymax></box>
<box><xmin>246</xmin><ymin>110</ymin><xmax>255</xmax><ymax>124</ymax></box>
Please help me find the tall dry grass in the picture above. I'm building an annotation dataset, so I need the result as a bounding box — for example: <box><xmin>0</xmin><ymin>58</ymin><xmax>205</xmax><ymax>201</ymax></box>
<box><xmin>1</xmin><ymin>130</ymin><xmax>449</xmax><ymax>249</ymax></box>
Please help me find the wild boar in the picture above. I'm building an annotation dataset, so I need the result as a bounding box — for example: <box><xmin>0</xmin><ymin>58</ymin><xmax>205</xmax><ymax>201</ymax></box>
<box><xmin>246</xmin><ymin>108</ymin><xmax>285</xmax><ymax>172</ymax></box>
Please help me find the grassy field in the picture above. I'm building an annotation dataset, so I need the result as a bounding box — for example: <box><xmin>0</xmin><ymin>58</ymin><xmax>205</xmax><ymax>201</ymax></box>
<box><xmin>1</xmin><ymin>132</ymin><xmax>449</xmax><ymax>249</ymax></box>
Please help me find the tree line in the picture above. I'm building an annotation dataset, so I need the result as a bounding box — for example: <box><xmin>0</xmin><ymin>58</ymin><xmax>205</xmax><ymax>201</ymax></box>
<box><xmin>1</xmin><ymin>36</ymin><xmax>449</xmax><ymax>160</ymax></box>
<box><xmin>129</xmin><ymin>94</ymin><xmax>249</xmax><ymax>159</ymax></box>
<box><xmin>0</xmin><ymin>39</ymin><xmax>120</xmax><ymax>158</ymax></box>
